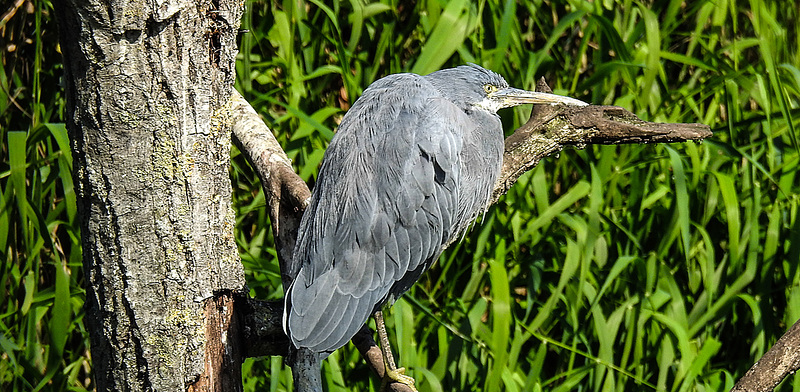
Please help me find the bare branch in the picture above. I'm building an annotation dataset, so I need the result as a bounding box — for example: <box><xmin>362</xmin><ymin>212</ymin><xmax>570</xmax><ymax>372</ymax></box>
<box><xmin>493</xmin><ymin>78</ymin><xmax>712</xmax><ymax>203</ymax></box>
<box><xmin>230</xmin><ymin>90</ymin><xmax>310</xmax><ymax>289</ymax></box>
<box><xmin>229</xmin><ymin>91</ymin><xmax>322</xmax><ymax>390</ymax></box>
<box><xmin>731</xmin><ymin>318</ymin><xmax>800</xmax><ymax>392</ymax></box>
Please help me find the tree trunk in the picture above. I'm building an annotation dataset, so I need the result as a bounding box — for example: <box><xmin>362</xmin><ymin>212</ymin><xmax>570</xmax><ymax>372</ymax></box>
<box><xmin>54</xmin><ymin>1</ymin><xmax>246</xmax><ymax>390</ymax></box>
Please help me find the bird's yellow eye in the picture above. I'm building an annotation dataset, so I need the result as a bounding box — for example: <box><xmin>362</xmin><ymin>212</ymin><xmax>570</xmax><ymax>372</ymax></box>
<box><xmin>483</xmin><ymin>84</ymin><xmax>498</xmax><ymax>94</ymax></box>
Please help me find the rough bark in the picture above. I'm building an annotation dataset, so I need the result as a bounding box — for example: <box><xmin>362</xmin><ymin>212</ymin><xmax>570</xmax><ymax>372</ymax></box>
<box><xmin>731</xmin><ymin>318</ymin><xmax>800</xmax><ymax>392</ymax></box>
<box><xmin>54</xmin><ymin>1</ymin><xmax>246</xmax><ymax>391</ymax></box>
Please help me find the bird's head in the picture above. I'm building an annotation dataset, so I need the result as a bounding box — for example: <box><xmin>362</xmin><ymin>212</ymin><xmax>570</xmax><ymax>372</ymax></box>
<box><xmin>426</xmin><ymin>63</ymin><xmax>588</xmax><ymax>113</ymax></box>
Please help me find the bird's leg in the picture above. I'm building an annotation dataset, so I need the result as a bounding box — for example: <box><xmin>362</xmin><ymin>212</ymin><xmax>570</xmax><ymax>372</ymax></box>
<box><xmin>374</xmin><ymin>310</ymin><xmax>417</xmax><ymax>392</ymax></box>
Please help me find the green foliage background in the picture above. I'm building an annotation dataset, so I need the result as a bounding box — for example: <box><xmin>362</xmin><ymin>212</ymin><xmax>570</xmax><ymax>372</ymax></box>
<box><xmin>3</xmin><ymin>0</ymin><xmax>800</xmax><ymax>391</ymax></box>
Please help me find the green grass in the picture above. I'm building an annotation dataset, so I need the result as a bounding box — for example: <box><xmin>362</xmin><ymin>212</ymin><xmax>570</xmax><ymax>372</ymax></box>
<box><xmin>0</xmin><ymin>0</ymin><xmax>90</xmax><ymax>391</ymax></box>
<box><xmin>3</xmin><ymin>0</ymin><xmax>800</xmax><ymax>391</ymax></box>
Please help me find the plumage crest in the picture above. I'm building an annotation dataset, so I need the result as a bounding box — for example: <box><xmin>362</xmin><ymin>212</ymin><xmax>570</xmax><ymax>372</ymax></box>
<box><xmin>424</xmin><ymin>64</ymin><xmax>510</xmax><ymax>110</ymax></box>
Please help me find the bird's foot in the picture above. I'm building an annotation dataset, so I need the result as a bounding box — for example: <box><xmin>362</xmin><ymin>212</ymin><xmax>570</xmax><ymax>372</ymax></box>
<box><xmin>381</xmin><ymin>365</ymin><xmax>417</xmax><ymax>392</ymax></box>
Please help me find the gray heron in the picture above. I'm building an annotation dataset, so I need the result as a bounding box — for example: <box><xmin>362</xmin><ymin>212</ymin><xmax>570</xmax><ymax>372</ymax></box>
<box><xmin>284</xmin><ymin>64</ymin><xmax>587</xmax><ymax>390</ymax></box>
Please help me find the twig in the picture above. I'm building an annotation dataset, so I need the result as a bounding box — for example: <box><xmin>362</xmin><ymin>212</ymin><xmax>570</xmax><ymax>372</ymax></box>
<box><xmin>0</xmin><ymin>0</ymin><xmax>26</xmax><ymax>30</ymax></box>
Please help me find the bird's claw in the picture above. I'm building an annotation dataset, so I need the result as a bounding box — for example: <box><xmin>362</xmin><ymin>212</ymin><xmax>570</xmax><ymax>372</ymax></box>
<box><xmin>382</xmin><ymin>366</ymin><xmax>417</xmax><ymax>392</ymax></box>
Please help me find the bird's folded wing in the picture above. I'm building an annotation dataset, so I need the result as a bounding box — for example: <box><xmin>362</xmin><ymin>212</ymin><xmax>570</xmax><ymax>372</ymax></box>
<box><xmin>285</xmin><ymin>73</ymin><xmax>471</xmax><ymax>354</ymax></box>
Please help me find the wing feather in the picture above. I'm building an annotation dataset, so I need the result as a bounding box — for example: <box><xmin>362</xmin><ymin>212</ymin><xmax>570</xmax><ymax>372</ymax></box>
<box><xmin>285</xmin><ymin>73</ymin><xmax>473</xmax><ymax>354</ymax></box>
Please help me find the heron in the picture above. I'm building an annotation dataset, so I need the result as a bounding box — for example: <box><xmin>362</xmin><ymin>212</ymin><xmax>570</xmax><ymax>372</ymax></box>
<box><xmin>284</xmin><ymin>64</ymin><xmax>587</xmax><ymax>390</ymax></box>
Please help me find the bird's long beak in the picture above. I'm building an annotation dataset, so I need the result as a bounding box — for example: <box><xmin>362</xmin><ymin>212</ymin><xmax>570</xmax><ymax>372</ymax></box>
<box><xmin>492</xmin><ymin>87</ymin><xmax>588</xmax><ymax>108</ymax></box>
